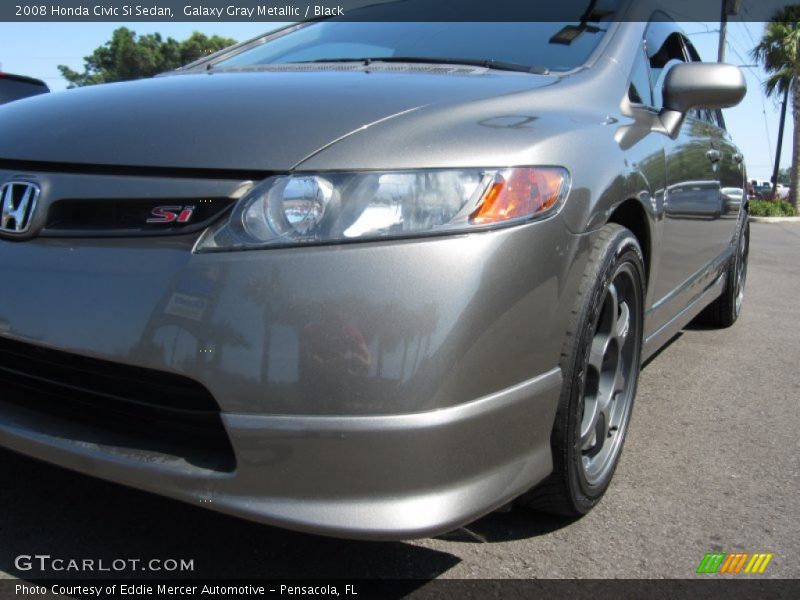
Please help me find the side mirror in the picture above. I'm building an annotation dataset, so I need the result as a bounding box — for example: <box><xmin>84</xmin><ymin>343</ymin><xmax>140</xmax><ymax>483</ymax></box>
<box><xmin>659</xmin><ymin>63</ymin><xmax>746</xmax><ymax>138</ymax></box>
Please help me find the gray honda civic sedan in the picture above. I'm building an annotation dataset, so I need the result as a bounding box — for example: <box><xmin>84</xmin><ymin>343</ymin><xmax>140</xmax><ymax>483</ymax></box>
<box><xmin>0</xmin><ymin>4</ymin><xmax>747</xmax><ymax>539</ymax></box>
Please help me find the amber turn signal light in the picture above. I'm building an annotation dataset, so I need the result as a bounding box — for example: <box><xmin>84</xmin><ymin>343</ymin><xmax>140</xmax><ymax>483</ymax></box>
<box><xmin>470</xmin><ymin>167</ymin><xmax>568</xmax><ymax>225</ymax></box>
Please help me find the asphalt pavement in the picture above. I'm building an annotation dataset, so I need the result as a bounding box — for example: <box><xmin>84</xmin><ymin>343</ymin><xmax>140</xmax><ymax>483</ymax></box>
<box><xmin>0</xmin><ymin>222</ymin><xmax>798</xmax><ymax>581</ymax></box>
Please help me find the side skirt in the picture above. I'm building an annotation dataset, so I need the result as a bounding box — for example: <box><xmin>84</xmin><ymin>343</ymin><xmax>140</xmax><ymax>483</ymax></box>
<box><xmin>642</xmin><ymin>270</ymin><xmax>727</xmax><ymax>362</ymax></box>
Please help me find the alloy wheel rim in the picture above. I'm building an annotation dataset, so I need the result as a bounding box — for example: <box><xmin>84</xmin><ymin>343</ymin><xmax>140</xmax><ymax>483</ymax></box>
<box><xmin>579</xmin><ymin>265</ymin><xmax>641</xmax><ymax>486</ymax></box>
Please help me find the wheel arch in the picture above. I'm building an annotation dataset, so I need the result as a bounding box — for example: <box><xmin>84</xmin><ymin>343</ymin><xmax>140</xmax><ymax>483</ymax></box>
<box><xmin>606</xmin><ymin>198</ymin><xmax>652</xmax><ymax>288</ymax></box>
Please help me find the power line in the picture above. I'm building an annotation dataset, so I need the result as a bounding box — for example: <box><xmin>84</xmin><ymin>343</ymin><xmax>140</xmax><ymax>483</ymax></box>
<box><xmin>727</xmin><ymin>31</ymin><xmax>781</xmax><ymax>108</ymax></box>
<box><xmin>725</xmin><ymin>29</ymin><xmax>754</xmax><ymax>64</ymax></box>
<box><xmin>720</xmin><ymin>34</ymin><xmax>775</xmax><ymax>173</ymax></box>
<box><xmin>740</xmin><ymin>21</ymin><xmax>758</xmax><ymax>49</ymax></box>
<box><xmin>726</xmin><ymin>36</ymin><xmax>765</xmax><ymax>85</ymax></box>
<box><xmin>728</xmin><ymin>30</ymin><xmax>758</xmax><ymax>64</ymax></box>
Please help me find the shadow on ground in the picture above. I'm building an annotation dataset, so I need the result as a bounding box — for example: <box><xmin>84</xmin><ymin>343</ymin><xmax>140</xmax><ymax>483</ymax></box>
<box><xmin>0</xmin><ymin>447</ymin><xmax>576</xmax><ymax>581</ymax></box>
<box><xmin>0</xmin><ymin>448</ymin><xmax>455</xmax><ymax>581</ymax></box>
<box><xmin>438</xmin><ymin>508</ymin><xmax>577</xmax><ymax>544</ymax></box>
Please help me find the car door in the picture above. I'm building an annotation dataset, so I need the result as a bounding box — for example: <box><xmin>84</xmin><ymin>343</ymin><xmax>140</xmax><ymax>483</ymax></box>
<box><xmin>712</xmin><ymin>110</ymin><xmax>747</xmax><ymax>216</ymax></box>
<box><xmin>646</xmin><ymin>24</ymin><xmax>729</xmax><ymax>327</ymax></box>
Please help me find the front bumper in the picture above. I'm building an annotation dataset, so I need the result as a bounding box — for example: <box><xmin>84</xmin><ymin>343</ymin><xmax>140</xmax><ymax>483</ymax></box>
<box><xmin>0</xmin><ymin>169</ymin><xmax>587</xmax><ymax>539</ymax></box>
<box><xmin>0</xmin><ymin>367</ymin><xmax>560</xmax><ymax>540</ymax></box>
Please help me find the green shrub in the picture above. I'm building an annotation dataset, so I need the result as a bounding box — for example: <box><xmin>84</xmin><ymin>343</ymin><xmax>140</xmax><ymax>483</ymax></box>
<box><xmin>749</xmin><ymin>199</ymin><xmax>796</xmax><ymax>217</ymax></box>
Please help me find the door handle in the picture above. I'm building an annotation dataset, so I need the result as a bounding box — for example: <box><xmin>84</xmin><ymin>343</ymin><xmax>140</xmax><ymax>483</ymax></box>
<box><xmin>732</xmin><ymin>152</ymin><xmax>744</xmax><ymax>164</ymax></box>
<box><xmin>706</xmin><ymin>149</ymin><xmax>722</xmax><ymax>163</ymax></box>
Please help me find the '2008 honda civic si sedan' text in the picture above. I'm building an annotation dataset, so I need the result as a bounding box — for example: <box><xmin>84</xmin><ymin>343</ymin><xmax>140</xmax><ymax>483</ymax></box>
<box><xmin>0</xmin><ymin>4</ymin><xmax>748</xmax><ymax>539</ymax></box>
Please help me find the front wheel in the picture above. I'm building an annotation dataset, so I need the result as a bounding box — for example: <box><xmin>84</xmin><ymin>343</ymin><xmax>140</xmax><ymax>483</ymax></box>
<box><xmin>519</xmin><ymin>224</ymin><xmax>645</xmax><ymax>516</ymax></box>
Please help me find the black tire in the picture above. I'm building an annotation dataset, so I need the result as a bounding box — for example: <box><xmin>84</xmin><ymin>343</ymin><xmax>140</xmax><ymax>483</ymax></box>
<box><xmin>695</xmin><ymin>217</ymin><xmax>749</xmax><ymax>328</ymax></box>
<box><xmin>518</xmin><ymin>224</ymin><xmax>645</xmax><ymax>516</ymax></box>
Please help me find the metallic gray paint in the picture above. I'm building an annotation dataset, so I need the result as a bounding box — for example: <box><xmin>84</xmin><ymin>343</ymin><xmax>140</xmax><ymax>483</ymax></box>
<box><xmin>0</xmin><ymin>192</ymin><xmax>581</xmax><ymax>416</ymax></box>
<box><xmin>663</xmin><ymin>63</ymin><xmax>747</xmax><ymax>113</ymax></box>
<box><xmin>0</xmin><ymin>70</ymin><xmax>556</xmax><ymax>171</ymax></box>
<box><xmin>0</xmin><ymin>368</ymin><xmax>561</xmax><ymax>539</ymax></box>
<box><xmin>659</xmin><ymin>63</ymin><xmax>747</xmax><ymax>139</ymax></box>
<box><xmin>0</xmin><ymin>18</ymin><xmax>746</xmax><ymax>539</ymax></box>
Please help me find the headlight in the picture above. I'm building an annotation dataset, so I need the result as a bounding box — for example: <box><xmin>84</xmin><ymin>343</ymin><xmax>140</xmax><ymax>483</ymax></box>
<box><xmin>194</xmin><ymin>167</ymin><xmax>569</xmax><ymax>252</ymax></box>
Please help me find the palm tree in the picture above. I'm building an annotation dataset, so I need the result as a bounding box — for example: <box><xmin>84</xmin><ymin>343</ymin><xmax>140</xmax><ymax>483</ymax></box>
<box><xmin>752</xmin><ymin>8</ymin><xmax>800</xmax><ymax>211</ymax></box>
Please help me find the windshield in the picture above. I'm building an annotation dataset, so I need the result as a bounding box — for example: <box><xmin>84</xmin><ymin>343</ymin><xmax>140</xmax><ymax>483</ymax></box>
<box><xmin>214</xmin><ymin>21</ymin><xmax>614</xmax><ymax>73</ymax></box>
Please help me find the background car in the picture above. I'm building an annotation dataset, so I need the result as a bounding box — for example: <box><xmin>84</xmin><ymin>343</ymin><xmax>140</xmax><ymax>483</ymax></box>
<box><xmin>774</xmin><ymin>183</ymin><xmax>790</xmax><ymax>199</ymax></box>
<box><xmin>0</xmin><ymin>72</ymin><xmax>49</xmax><ymax>105</ymax></box>
<box><xmin>721</xmin><ymin>186</ymin><xmax>745</xmax><ymax>212</ymax></box>
<box><xmin>748</xmin><ymin>178</ymin><xmax>789</xmax><ymax>201</ymax></box>
<box><xmin>752</xmin><ymin>183</ymin><xmax>773</xmax><ymax>200</ymax></box>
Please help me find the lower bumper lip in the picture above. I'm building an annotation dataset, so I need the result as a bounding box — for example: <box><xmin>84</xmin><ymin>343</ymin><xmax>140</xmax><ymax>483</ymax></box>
<box><xmin>0</xmin><ymin>368</ymin><xmax>561</xmax><ymax>540</ymax></box>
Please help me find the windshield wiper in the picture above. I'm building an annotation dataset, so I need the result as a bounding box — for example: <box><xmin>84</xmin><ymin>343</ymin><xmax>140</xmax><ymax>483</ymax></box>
<box><xmin>290</xmin><ymin>57</ymin><xmax>550</xmax><ymax>75</ymax></box>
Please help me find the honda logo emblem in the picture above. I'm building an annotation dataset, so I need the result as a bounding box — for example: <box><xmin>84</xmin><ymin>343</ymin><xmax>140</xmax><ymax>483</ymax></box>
<box><xmin>0</xmin><ymin>181</ymin><xmax>40</xmax><ymax>234</ymax></box>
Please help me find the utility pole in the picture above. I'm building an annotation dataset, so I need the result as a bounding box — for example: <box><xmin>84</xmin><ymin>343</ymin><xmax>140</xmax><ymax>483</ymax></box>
<box><xmin>718</xmin><ymin>0</ymin><xmax>742</xmax><ymax>63</ymax></box>
<box><xmin>717</xmin><ymin>1</ymin><xmax>728</xmax><ymax>62</ymax></box>
<box><xmin>771</xmin><ymin>85</ymin><xmax>790</xmax><ymax>196</ymax></box>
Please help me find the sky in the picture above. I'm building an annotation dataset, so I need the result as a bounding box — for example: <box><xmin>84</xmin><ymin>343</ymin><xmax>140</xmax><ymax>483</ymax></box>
<box><xmin>0</xmin><ymin>21</ymin><xmax>792</xmax><ymax>181</ymax></box>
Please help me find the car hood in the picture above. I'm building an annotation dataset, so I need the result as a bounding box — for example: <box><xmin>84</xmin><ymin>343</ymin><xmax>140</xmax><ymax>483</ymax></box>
<box><xmin>0</xmin><ymin>69</ymin><xmax>555</xmax><ymax>172</ymax></box>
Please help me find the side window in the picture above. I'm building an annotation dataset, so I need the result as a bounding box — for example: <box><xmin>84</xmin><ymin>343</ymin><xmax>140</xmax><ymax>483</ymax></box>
<box><xmin>682</xmin><ymin>37</ymin><xmax>705</xmax><ymax>122</ymax></box>
<box><xmin>645</xmin><ymin>22</ymin><xmax>688</xmax><ymax>111</ymax></box>
<box><xmin>640</xmin><ymin>19</ymin><xmax>729</xmax><ymax>132</ymax></box>
<box><xmin>715</xmin><ymin>109</ymin><xmax>727</xmax><ymax>132</ymax></box>
<box><xmin>698</xmin><ymin>110</ymin><xmax>717</xmax><ymax>125</ymax></box>
<box><xmin>682</xmin><ymin>38</ymin><xmax>702</xmax><ymax>63</ymax></box>
<box><xmin>682</xmin><ymin>37</ymin><xmax>727</xmax><ymax>130</ymax></box>
<box><xmin>628</xmin><ymin>41</ymin><xmax>653</xmax><ymax>106</ymax></box>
